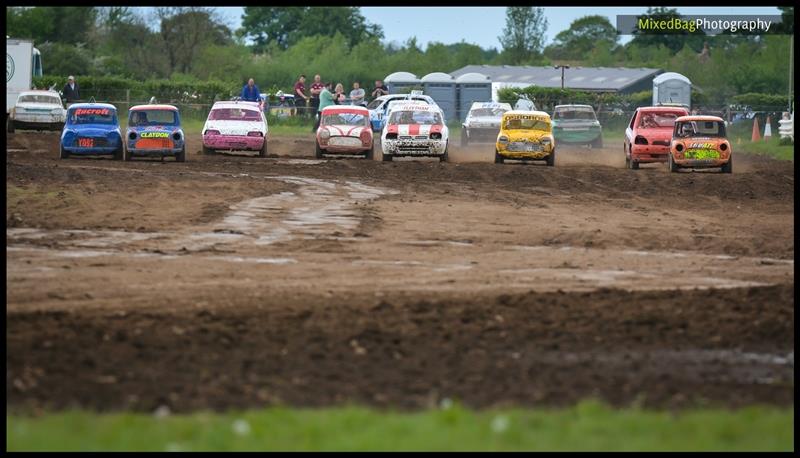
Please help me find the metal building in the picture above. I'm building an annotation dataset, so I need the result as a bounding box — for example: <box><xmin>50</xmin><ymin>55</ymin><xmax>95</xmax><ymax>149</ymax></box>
<box><xmin>384</xmin><ymin>72</ymin><xmax>421</xmax><ymax>94</ymax></box>
<box><xmin>421</xmin><ymin>72</ymin><xmax>456</xmax><ymax>122</ymax></box>
<box><xmin>652</xmin><ymin>72</ymin><xmax>691</xmax><ymax>108</ymax></box>
<box><xmin>455</xmin><ymin>72</ymin><xmax>492</xmax><ymax>122</ymax></box>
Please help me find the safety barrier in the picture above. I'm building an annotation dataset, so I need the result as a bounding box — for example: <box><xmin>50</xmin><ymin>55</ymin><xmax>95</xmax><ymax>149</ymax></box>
<box><xmin>778</xmin><ymin>112</ymin><xmax>794</xmax><ymax>142</ymax></box>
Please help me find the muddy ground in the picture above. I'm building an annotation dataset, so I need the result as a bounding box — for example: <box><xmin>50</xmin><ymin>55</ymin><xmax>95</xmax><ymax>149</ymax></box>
<box><xmin>6</xmin><ymin>131</ymin><xmax>795</xmax><ymax>413</ymax></box>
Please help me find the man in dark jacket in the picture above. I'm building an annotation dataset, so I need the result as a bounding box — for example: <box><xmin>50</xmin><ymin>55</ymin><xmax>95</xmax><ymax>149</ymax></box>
<box><xmin>62</xmin><ymin>76</ymin><xmax>80</xmax><ymax>104</ymax></box>
<box><xmin>240</xmin><ymin>78</ymin><xmax>261</xmax><ymax>102</ymax></box>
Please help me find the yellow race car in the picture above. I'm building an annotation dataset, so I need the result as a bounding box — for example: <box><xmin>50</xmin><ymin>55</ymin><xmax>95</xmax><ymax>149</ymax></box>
<box><xmin>495</xmin><ymin>110</ymin><xmax>555</xmax><ymax>166</ymax></box>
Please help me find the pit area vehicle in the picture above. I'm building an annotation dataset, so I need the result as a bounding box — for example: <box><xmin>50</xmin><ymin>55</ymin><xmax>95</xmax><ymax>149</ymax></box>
<box><xmin>381</xmin><ymin>101</ymin><xmax>448</xmax><ymax>162</ymax></box>
<box><xmin>7</xmin><ymin>90</ymin><xmax>66</xmax><ymax>133</ymax></box>
<box><xmin>125</xmin><ymin>104</ymin><xmax>186</xmax><ymax>162</ymax></box>
<box><xmin>59</xmin><ymin>102</ymin><xmax>122</xmax><ymax>160</ymax></box>
<box><xmin>315</xmin><ymin>105</ymin><xmax>374</xmax><ymax>159</ymax></box>
<box><xmin>551</xmin><ymin>104</ymin><xmax>603</xmax><ymax>148</ymax></box>
<box><xmin>668</xmin><ymin>115</ymin><xmax>732</xmax><ymax>173</ymax></box>
<box><xmin>624</xmin><ymin>106</ymin><xmax>689</xmax><ymax>169</ymax></box>
<box><xmin>461</xmin><ymin>102</ymin><xmax>512</xmax><ymax>146</ymax></box>
<box><xmin>202</xmin><ymin>101</ymin><xmax>268</xmax><ymax>157</ymax></box>
<box><xmin>495</xmin><ymin>110</ymin><xmax>555</xmax><ymax>166</ymax></box>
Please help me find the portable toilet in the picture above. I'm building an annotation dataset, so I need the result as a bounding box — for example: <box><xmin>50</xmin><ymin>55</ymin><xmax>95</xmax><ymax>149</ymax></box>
<box><xmin>384</xmin><ymin>72</ymin><xmax>421</xmax><ymax>94</ymax></box>
<box><xmin>456</xmin><ymin>72</ymin><xmax>492</xmax><ymax>122</ymax></box>
<box><xmin>421</xmin><ymin>72</ymin><xmax>456</xmax><ymax>122</ymax></box>
<box><xmin>652</xmin><ymin>72</ymin><xmax>691</xmax><ymax>109</ymax></box>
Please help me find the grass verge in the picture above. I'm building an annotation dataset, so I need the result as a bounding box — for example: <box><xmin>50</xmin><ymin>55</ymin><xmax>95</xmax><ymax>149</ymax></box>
<box><xmin>6</xmin><ymin>401</ymin><xmax>793</xmax><ymax>451</ymax></box>
<box><xmin>732</xmin><ymin>137</ymin><xmax>794</xmax><ymax>161</ymax></box>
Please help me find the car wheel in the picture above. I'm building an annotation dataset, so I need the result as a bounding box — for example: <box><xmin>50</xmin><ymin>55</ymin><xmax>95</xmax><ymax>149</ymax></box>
<box><xmin>7</xmin><ymin>118</ymin><xmax>15</xmax><ymax>134</ymax></box>
<box><xmin>113</xmin><ymin>145</ymin><xmax>123</xmax><ymax>161</ymax></box>
<box><xmin>721</xmin><ymin>154</ymin><xmax>732</xmax><ymax>174</ymax></box>
<box><xmin>315</xmin><ymin>141</ymin><xmax>324</xmax><ymax>159</ymax></box>
<box><xmin>461</xmin><ymin>129</ymin><xmax>468</xmax><ymax>147</ymax></box>
<box><xmin>630</xmin><ymin>159</ymin><xmax>639</xmax><ymax>170</ymax></box>
<box><xmin>59</xmin><ymin>145</ymin><xmax>69</xmax><ymax>159</ymax></box>
<box><xmin>202</xmin><ymin>144</ymin><xmax>214</xmax><ymax>155</ymax></box>
<box><xmin>494</xmin><ymin>150</ymin><xmax>504</xmax><ymax>164</ymax></box>
<box><xmin>365</xmin><ymin>146</ymin><xmax>374</xmax><ymax>160</ymax></box>
<box><xmin>176</xmin><ymin>147</ymin><xmax>186</xmax><ymax>163</ymax></box>
<box><xmin>668</xmin><ymin>153</ymin><xmax>678</xmax><ymax>172</ymax></box>
<box><xmin>546</xmin><ymin>149</ymin><xmax>555</xmax><ymax>167</ymax></box>
<box><xmin>591</xmin><ymin>136</ymin><xmax>603</xmax><ymax>149</ymax></box>
<box><xmin>382</xmin><ymin>152</ymin><xmax>393</xmax><ymax>162</ymax></box>
<box><xmin>259</xmin><ymin>140</ymin><xmax>267</xmax><ymax>158</ymax></box>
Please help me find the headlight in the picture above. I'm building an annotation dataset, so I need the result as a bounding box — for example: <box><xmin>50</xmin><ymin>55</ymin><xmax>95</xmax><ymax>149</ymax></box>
<box><xmin>319</xmin><ymin>129</ymin><xmax>330</xmax><ymax>139</ymax></box>
<box><xmin>498</xmin><ymin>136</ymin><xmax>509</xmax><ymax>143</ymax></box>
<box><xmin>541</xmin><ymin>137</ymin><xmax>552</xmax><ymax>144</ymax></box>
<box><xmin>52</xmin><ymin>108</ymin><xmax>62</xmax><ymax>115</ymax></box>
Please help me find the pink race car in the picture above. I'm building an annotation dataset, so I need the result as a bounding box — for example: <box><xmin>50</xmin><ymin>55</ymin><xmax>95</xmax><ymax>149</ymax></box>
<box><xmin>624</xmin><ymin>105</ymin><xmax>689</xmax><ymax>169</ymax></box>
<box><xmin>202</xmin><ymin>101</ymin><xmax>268</xmax><ymax>157</ymax></box>
<box><xmin>315</xmin><ymin>105</ymin><xmax>374</xmax><ymax>159</ymax></box>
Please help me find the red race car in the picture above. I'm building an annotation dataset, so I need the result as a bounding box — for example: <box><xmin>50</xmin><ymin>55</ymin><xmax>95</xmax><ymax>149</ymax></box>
<box><xmin>624</xmin><ymin>106</ymin><xmax>689</xmax><ymax>169</ymax></box>
<box><xmin>315</xmin><ymin>105</ymin><xmax>374</xmax><ymax>159</ymax></box>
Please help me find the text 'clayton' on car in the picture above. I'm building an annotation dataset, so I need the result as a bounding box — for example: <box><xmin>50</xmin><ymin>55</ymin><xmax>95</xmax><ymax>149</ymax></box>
<box><xmin>668</xmin><ymin>115</ymin><xmax>732</xmax><ymax>173</ymax></box>
<box><xmin>202</xmin><ymin>100</ymin><xmax>268</xmax><ymax>157</ymax></box>
<box><xmin>380</xmin><ymin>101</ymin><xmax>449</xmax><ymax>162</ymax></box>
<box><xmin>59</xmin><ymin>102</ymin><xmax>123</xmax><ymax>160</ymax></box>
<box><xmin>315</xmin><ymin>105</ymin><xmax>374</xmax><ymax>159</ymax></box>
<box><xmin>7</xmin><ymin>90</ymin><xmax>67</xmax><ymax>133</ymax></box>
<box><xmin>125</xmin><ymin>104</ymin><xmax>186</xmax><ymax>162</ymax></box>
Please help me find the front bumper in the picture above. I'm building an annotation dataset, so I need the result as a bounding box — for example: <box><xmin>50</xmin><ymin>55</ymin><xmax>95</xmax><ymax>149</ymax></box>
<box><xmin>673</xmin><ymin>157</ymin><xmax>730</xmax><ymax>168</ymax></box>
<box><xmin>382</xmin><ymin>139</ymin><xmax>446</xmax><ymax>157</ymax></box>
<box><xmin>10</xmin><ymin>117</ymin><xmax>64</xmax><ymax>130</ymax></box>
<box><xmin>203</xmin><ymin>134</ymin><xmax>264</xmax><ymax>151</ymax></box>
<box><xmin>631</xmin><ymin>144</ymin><xmax>670</xmax><ymax>163</ymax></box>
<box><xmin>553</xmin><ymin>129</ymin><xmax>601</xmax><ymax>144</ymax></box>
<box><xmin>497</xmin><ymin>143</ymin><xmax>554</xmax><ymax>159</ymax></box>
<box><xmin>63</xmin><ymin>146</ymin><xmax>119</xmax><ymax>155</ymax></box>
<box><xmin>465</xmin><ymin>127</ymin><xmax>500</xmax><ymax>142</ymax></box>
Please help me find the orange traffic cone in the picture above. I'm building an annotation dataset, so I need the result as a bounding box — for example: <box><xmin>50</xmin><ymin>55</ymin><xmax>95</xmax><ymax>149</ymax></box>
<box><xmin>751</xmin><ymin>116</ymin><xmax>762</xmax><ymax>142</ymax></box>
<box><xmin>764</xmin><ymin>115</ymin><xmax>773</xmax><ymax>139</ymax></box>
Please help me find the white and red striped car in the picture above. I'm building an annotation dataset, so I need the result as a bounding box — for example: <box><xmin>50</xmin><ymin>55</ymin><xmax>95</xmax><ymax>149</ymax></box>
<box><xmin>315</xmin><ymin>105</ymin><xmax>374</xmax><ymax>159</ymax></box>
<box><xmin>380</xmin><ymin>102</ymin><xmax>448</xmax><ymax>162</ymax></box>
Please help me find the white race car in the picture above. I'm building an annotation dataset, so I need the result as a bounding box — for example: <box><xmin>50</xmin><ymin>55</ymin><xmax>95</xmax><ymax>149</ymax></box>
<box><xmin>7</xmin><ymin>90</ymin><xmax>67</xmax><ymax>133</ymax></box>
<box><xmin>461</xmin><ymin>101</ymin><xmax>512</xmax><ymax>146</ymax></box>
<box><xmin>381</xmin><ymin>101</ymin><xmax>448</xmax><ymax>162</ymax></box>
<box><xmin>202</xmin><ymin>101</ymin><xmax>269</xmax><ymax>157</ymax></box>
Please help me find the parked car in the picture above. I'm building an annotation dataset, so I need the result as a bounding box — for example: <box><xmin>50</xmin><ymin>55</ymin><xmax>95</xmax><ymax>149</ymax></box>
<box><xmin>381</xmin><ymin>101</ymin><xmax>448</xmax><ymax>162</ymax></box>
<box><xmin>125</xmin><ymin>104</ymin><xmax>185</xmax><ymax>162</ymax></box>
<box><xmin>624</xmin><ymin>106</ymin><xmax>689</xmax><ymax>170</ymax></box>
<box><xmin>269</xmin><ymin>91</ymin><xmax>297</xmax><ymax>119</ymax></box>
<box><xmin>495</xmin><ymin>110</ymin><xmax>555</xmax><ymax>166</ymax></box>
<box><xmin>668</xmin><ymin>115</ymin><xmax>732</xmax><ymax>173</ymax></box>
<box><xmin>461</xmin><ymin>102</ymin><xmax>512</xmax><ymax>146</ymax></box>
<box><xmin>551</xmin><ymin>104</ymin><xmax>603</xmax><ymax>148</ymax></box>
<box><xmin>7</xmin><ymin>90</ymin><xmax>66</xmax><ymax>133</ymax></box>
<box><xmin>202</xmin><ymin>101</ymin><xmax>268</xmax><ymax>157</ymax></box>
<box><xmin>59</xmin><ymin>102</ymin><xmax>122</xmax><ymax>160</ymax></box>
<box><xmin>315</xmin><ymin>105</ymin><xmax>373</xmax><ymax>159</ymax></box>
<box><xmin>367</xmin><ymin>92</ymin><xmax>438</xmax><ymax>132</ymax></box>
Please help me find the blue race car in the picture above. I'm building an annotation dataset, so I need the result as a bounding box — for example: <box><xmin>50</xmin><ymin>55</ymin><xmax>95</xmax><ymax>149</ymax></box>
<box><xmin>60</xmin><ymin>102</ymin><xmax>123</xmax><ymax>160</ymax></box>
<box><xmin>366</xmin><ymin>93</ymin><xmax>438</xmax><ymax>132</ymax></box>
<box><xmin>125</xmin><ymin>104</ymin><xmax>186</xmax><ymax>162</ymax></box>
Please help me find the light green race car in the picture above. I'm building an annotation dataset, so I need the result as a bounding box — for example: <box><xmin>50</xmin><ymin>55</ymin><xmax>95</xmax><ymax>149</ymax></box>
<box><xmin>551</xmin><ymin>104</ymin><xmax>603</xmax><ymax>148</ymax></box>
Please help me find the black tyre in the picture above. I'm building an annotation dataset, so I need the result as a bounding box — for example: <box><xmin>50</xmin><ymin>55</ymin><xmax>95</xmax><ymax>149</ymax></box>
<box><xmin>668</xmin><ymin>153</ymin><xmax>678</xmax><ymax>172</ymax></box>
<box><xmin>176</xmin><ymin>147</ymin><xmax>186</xmax><ymax>163</ymax></box>
<box><xmin>630</xmin><ymin>159</ymin><xmax>639</xmax><ymax>170</ymax></box>
<box><xmin>461</xmin><ymin>128</ymin><xmax>468</xmax><ymax>147</ymax></box>
<box><xmin>382</xmin><ymin>152</ymin><xmax>393</xmax><ymax>162</ymax></box>
<box><xmin>591</xmin><ymin>136</ymin><xmax>603</xmax><ymax>148</ymax></box>
<box><xmin>440</xmin><ymin>150</ymin><xmax>448</xmax><ymax>163</ymax></box>
<box><xmin>7</xmin><ymin>118</ymin><xmax>15</xmax><ymax>134</ymax></box>
<box><xmin>721</xmin><ymin>154</ymin><xmax>732</xmax><ymax>174</ymax></box>
<box><xmin>59</xmin><ymin>145</ymin><xmax>69</xmax><ymax>159</ymax></box>
<box><xmin>365</xmin><ymin>146</ymin><xmax>374</xmax><ymax>160</ymax></box>
<box><xmin>545</xmin><ymin>149</ymin><xmax>555</xmax><ymax>167</ymax></box>
<box><xmin>113</xmin><ymin>145</ymin><xmax>123</xmax><ymax>161</ymax></box>
<box><xmin>202</xmin><ymin>144</ymin><xmax>214</xmax><ymax>155</ymax></box>
<box><xmin>494</xmin><ymin>150</ymin><xmax>504</xmax><ymax>164</ymax></box>
<box><xmin>315</xmin><ymin>141</ymin><xmax>324</xmax><ymax>159</ymax></box>
<box><xmin>259</xmin><ymin>140</ymin><xmax>267</xmax><ymax>158</ymax></box>
<box><xmin>624</xmin><ymin>146</ymin><xmax>630</xmax><ymax>169</ymax></box>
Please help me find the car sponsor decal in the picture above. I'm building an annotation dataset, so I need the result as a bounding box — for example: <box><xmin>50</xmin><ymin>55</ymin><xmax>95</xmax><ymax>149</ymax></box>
<box><xmin>140</xmin><ymin>131</ymin><xmax>169</xmax><ymax>138</ymax></box>
<box><xmin>75</xmin><ymin>108</ymin><xmax>111</xmax><ymax>116</ymax></box>
<box><xmin>506</xmin><ymin>114</ymin><xmax>549</xmax><ymax>122</ymax></box>
<box><xmin>684</xmin><ymin>148</ymin><xmax>720</xmax><ymax>159</ymax></box>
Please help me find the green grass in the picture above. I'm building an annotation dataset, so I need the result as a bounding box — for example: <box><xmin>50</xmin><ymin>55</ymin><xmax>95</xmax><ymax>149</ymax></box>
<box><xmin>6</xmin><ymin>401</ymin><xmax>793</xmax><ymax>451</ymax></box>
<box><xmin>732</xmin><ymin>136</ymin><xmax>794</xmax><ymax>161</ymax></box>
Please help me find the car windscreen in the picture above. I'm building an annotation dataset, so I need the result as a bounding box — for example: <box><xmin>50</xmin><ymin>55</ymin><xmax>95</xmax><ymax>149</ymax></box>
<box><xmin>323</xmin><ymin>112</ymin><xmax>368</xmax><ymax>126</ymax></box>
<box><xmin>470</xmin><ymin>108</ymin><xmax>507</xmax><ymax>117</ymax></box>
<box><xmin>19</xmin><ymin>95</ymin><xmax>61</xmax><ymax>105</ymax></box>
<box><xmin>675</xmin><ymin>121</ymin><xmax>726</xmax><ymax>138</ymax></box>
<box><xmin>639</xmin><ymin>112</ymin><xmax>681</xmax><ymax>128</ymax></box>
<box><xmin>503</xmin><ymin>117</ymin><xmax>550</xmax><ymax>130</ymax></box>
<box><xmin>208</xmin><ymin>108</ymin><xmax>262</xmax><ymax>121</ymax></box>
<box><xmin>388</xmin><ymin>110</ymin><xmax>442</xmax><ymax>125</ymax></box>
<box><xmin>366</xmin><ymin>99</ymin><xmax>384</xmax><ymax>110</ymax></box>
<box><xmin>69</xmin><ymin>107</ymin><xmax>117</xmax><ymax>125</ymax></box>
<box><xmin>129</xmin><ymin>110</ymin><xmax>178</xmax><ymax>126</ymax></box>
<box><xmin>554</xmin><ymin>107</ymin><xmax>596</xmax><ymax>120</ymax></box>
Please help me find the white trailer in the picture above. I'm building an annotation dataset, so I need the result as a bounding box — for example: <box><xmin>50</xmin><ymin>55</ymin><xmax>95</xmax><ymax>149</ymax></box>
<box><xmin>7</xmin><ymin>38</ymin><xmax>43</xmax><ymax>114</ymax></box>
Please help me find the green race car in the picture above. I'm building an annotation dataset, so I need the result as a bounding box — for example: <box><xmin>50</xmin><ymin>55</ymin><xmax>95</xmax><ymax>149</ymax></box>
<box><xmin>551</xmin><ymin>104</ymin><xmax>603</xmax><ymax>148</ymax></box>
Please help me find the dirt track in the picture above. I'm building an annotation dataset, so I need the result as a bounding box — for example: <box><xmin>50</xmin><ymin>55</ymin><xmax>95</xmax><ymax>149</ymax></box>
<box><xmin>6</xmin><ymin>131</ymin><xmax>795</xmax><ymax>413</ymax></box>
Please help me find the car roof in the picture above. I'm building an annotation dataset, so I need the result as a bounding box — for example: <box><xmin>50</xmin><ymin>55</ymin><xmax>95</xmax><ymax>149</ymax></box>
<box><xmin>470</xmin><ymin>102</ymin><xmax>512</xmax><ymax>110</ymax></box>
<box><xmin>130</xmin><ymin>104</ymin><xmax>179</xmax><ymax>111</ymax></box>
<box><xmin>211</xmin><ymin>101</ymin><xmax>262</xmax><ymax>110</ymax></box>
<box><xmin>19</xmin><ymin>90</ymin><xmax>60</xmax><ymax>97</ymax></box>
<box><xmin>638</xmin><ymin>106</ymin><xmax>688</xmax><ymax>113</ymax></box>
<box><xmin>503</xmin><ymin>110</ymin><xmax>551</xmax><ymax>118</ymax></box>
<box><xmin>676</xmin><ymin>115</ymin><xmax>725</xmax><ymax>122</ymax></box>
<box><xmin>68</xmin><ymin>102</ymin><xmax>117</xmax><ymax>110</ymax></box>
<box><xmin>554</xmin><ymin>104</ymin><xmax>593</xmax><ymax>109</ymax></box>
<box><xmin>321</xmin><ymin>105</ymin><xmax>369</xmax><ymax>114</ymax></box>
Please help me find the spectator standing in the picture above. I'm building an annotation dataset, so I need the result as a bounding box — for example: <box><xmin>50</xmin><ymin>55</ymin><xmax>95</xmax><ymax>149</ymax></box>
<box><xmin>240</xmin><ymin>78</ymin><xmax>261</xmax><ymax>102</ymax></box>
<box><xmin>314</xmin><ymin>82</ymin><xmax>336</xmax><ymax>132</ymax></box>
<box><xmin>333</xmin><ymin>83</ymin><xmax>346</xmax><ymax>105</ymax></box>
<box><xmin>62</xmin><ymin>75</ymin><xmax>80</xmax><ymax>105</ymax></box>
<box><xmin>294</xmin><ymin>74</ymin><xmax>309</xmax><ymax>116</ymax></box>
<box><xmin>349</xmin><ymin>82</ymin><xmax>366</xmax><ymax>106</ymax></box>
<box><xmin>371</xmin><ymin>80</ymin><xmax>389</xmax><ymax>100</ymax></box>
<box><xmin>309</xmin><ymin>74</ymin><xmax>324</xmax><ymax>116</ymax></box>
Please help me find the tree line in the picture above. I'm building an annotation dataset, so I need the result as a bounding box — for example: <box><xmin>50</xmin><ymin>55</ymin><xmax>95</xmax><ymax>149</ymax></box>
<box><xmin>7</xmin><ymin>6</ymin><xmax>794</xmax><ymax>106</ymax></box>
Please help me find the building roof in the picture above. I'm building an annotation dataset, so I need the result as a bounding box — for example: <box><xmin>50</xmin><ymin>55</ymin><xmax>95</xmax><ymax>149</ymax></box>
<box><xmin>385</xmin><ymin>72</ymin><xmax>420</xmax><ymax>83</ymax></box>
<box><xmin>653</xmin><ymin>72</ymin><xmax>691</xmax><ymax>85</ymax></box>
<box><xmin>421</xmin><ymin>72</ymin><xmax>454</xmax><ymax>83</ymax></box>
<box><xmin>451</xmin><ymin>65</ymin><xmax>663</xmax><ymax>92</ymax></box>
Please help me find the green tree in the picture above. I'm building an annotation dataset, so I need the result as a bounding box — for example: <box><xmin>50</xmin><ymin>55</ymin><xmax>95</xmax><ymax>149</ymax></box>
<box><xmin>156</xmin><ymin>7</ymin><xmax>234</xmax><ymax>76</ymax></box>
<box><xmin>546</xmin><ymin>15</ymin><xmax>618</xmax><ymax>60</ymax></box>
<box><xmin>629</xmin><ymin>7</ymin><xmax>706</xmax><ymax>54</ymax></box>
<box><xmin>6</xmin><ymin>7</ymin><xmax>97</xmax><ymax>45</ymax></box>
<box><xmin>497</xmin><ymin>7</ymin><xmax>548</xmax><ymax>64</ymax></box>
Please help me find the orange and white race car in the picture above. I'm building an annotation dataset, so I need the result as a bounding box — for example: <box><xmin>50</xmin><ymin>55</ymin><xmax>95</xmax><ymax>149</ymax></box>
<box><xmin>668</xmin><ymin>115</ymin><xmax>732</xmax><ymax>173</ymax></box>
